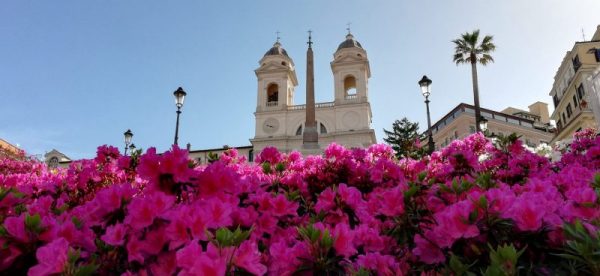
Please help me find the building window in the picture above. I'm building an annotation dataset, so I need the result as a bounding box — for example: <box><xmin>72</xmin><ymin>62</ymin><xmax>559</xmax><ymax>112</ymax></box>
<box><xmin>573</xmin><ymin>55</ymin><xmax>582</xmax><ymax>72</ymax></box>
<box><xmin>454</xmin><ymin>130</ymin><xmax>458</xmax><ymax>139</ymax></box>
<box><xmin>596</xmin><ymin>49</ymin><xmax>600</xmax><ymax>62</ymax></box>
<box><xmin>557</xmin><ymin>120</ymin><xmax>562</xmax><ymax>130</ymax></box>
<box><xmin>344</xmin><ymin>75</ymin><xmax>357</xmax><ymax>98</ymax></box>
<box><xmin>566</xmin><ymin>104</ymin><xmax>573</xmax><ymax>118</ymax></box>
<box><xmin>562</xmin><ymin>113</ymin><xmax>566</xmax><ymax>123</ymax></box>
<box><xmin>577</xmin><ymin>84</ymin><xmax>585</xmax><ymax>100</ymax></box>
<box><xmin>267</xmin><ymin>83</ymin><xmax>279</xmax><ymax>105</ymax></box>
<box><xmin>49</xmin><ymin>157</ymin><xmax>59</xmax><ymax>168</ymax></box>
<box><xmin>573</xmin><ymin>94</ymin><xmax>578</xmax><ymax>107</ymax></box>
<box><xmin>552</xmin><ymin>95</ymin><xmax>559</xmax><ymax>108</ymax></box>
<box><xmin>319</xmin><ymin>123</ymin><xmax>328</xmax><ymax>134</ymax></box>
<box><xmin>296</xmin><ymin>125</ymin><xmax>303</xmax><ymax>136</ymax></box>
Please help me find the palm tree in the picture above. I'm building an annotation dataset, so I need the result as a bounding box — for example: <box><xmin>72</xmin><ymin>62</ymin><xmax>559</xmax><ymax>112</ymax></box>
<box><xmin>452</xmin><ymin>29</ymin><xmax>496</xmax><ymax>132</ymax></box>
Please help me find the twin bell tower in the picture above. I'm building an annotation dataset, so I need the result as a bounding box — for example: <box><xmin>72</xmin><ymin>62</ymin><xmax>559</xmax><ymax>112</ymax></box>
<box><xmin>250</xmin><ymin>31</ymin><xmax>376</xmax><ymax>155</ymax></box>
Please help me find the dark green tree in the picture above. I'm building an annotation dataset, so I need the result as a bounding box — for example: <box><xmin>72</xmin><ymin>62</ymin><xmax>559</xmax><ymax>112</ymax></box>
<box><xmin>383</xmin><ymin>117</ymin><xmax>426</xmax><ymax>159</ymax></box>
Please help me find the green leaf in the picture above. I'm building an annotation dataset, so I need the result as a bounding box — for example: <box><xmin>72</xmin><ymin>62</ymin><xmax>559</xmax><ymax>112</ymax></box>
<box><xmin>71</xmin><ymin>217</ymin><xmax>83</xmax><ymax>229</ymax></box>
<box><xmin>403</xmin><ymin>184</ymin><xmax>419</xmax><ymax>199</ymax></box>
<box><xmin>275</xmin><ymin>162</ymin><xmax>285</xmax><ymax>173</ymax></box>
<box><xmin>25</xmin><ymin>213</ymin><xmax>42</xmax><ymax>233</ymax></box>
<box><xmin>418</xmin><ymin>171</ymin><xmax>427</xmax><ymax>182</ymax></box>
<box><xmin>74</xmin><ymin>264</ymin><xmax>99</xmax><ymax>276</ymax></box>
<box><xmin>68</xmin><ymin>249</ymin><xmax>81</xmax><ymax>264</ymax></box>
<box><xmin>11</xmin><ymin>190</ymin><xmax>26</xmax><ymax>199</ymax></box>
<box><xmin>469</xmin><ymin>208</ymin><xmax>479</xmax><ymax>223</ymax></box>
<box><xmin>262</xmin><ymin>162</ymin><xmax>272</xmax><ymax>174</ymax></box>
<box><xmin>215</xmin><ymin>228</ymin><xmax>233</xmax><ymax>247</ymax></box>
<box><xmin>478</xmin><ymin>195</ymin><xmax>488</xmax><ymax>209</ymax></box>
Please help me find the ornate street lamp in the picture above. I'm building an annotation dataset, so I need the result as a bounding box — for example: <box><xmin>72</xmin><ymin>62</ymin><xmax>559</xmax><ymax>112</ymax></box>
<box><xmin>479</xmin><ymin>116</ymin><xmax>489</xmax><ymax>133</ymax></box>
<box><xmin>173</xmin><ymin>87</ymin><xmax>187</xmax><ymax>146</ymax></box>
<box><xmin>129</xmin><ymin>143</ymin><xmax>136</xmax><ymax>154</ymax></box>
<box><xmin>123</xmin><ymin>129</ymin><xmax>133</xmax><ymax>156</ymax></box>
<box><xmin>419</xmin><ymin>75</ymin><xmax>435</xmax><ymax>154</ymax></box>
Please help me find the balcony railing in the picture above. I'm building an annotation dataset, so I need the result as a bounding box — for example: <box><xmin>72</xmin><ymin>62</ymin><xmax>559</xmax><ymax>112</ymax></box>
<box><xmin>266</xmin><ymin>101</ymin><xmax>278</xmax><ymax>107</ymax></box>
<box><xmin>345</xmin><ymin>94</ymin><xmax>358</xmax><ymax>100</ymax></box>
<box><xmin>288</xmin><ymin>101</ymin><xmax>335</xmax><ymax>111</ymax></box>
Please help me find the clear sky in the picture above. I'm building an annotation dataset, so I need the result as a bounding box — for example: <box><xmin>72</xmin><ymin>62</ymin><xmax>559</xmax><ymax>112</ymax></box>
<box><xmin>1</xmin><ymin>1</ymin><xmax>599</xmax><ymax>159</ymax></box>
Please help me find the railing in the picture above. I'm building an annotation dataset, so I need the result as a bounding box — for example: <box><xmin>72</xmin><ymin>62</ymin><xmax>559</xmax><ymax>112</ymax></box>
<box><xmin>345</xmin><ymin>94</ymin><xmax>358</xmax><ymax>100</ymax></box>
<box><xmin>287</xmin><ymin>101</ymin><xmax>335</xmax><ymax>111</ymax></box>
<box><xmin>266</xmin><ymin>101</ymin><xmax>278</xmax><ymax>107</ymax></box>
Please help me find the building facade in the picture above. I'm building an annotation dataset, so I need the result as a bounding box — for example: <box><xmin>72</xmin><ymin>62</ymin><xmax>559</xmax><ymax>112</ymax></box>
<box><xmin>188</xmin><ymin>145</ymin><xmax>253</xmax><ymax>165</ymax></box>
<box><xmin>44</xmin><ymin>149</ymin><xmax>72</xmax><ymax>168</ymax></box>
<box><xmin>585</xmin><ymin>64</ymin><xmax>600</xmax><ymax>127</ymax></box>
<box><xmin>0</xmin><ymin>138</ymin><xmax>23</xmax><ymax>159</ymax></box>
<box><xmin>250</xmin><ymin>33</ymin><xmax>377</xmax><ymax>154</ymax></box>
<box><xmin>549</xmin><ymin>25</ymin><xmax>600</xmax><ymax>142</ymax></box>
<box><xmin>431</xmin><ymin>103</ymin><xmax>554</xmax><ymax>150</ymax></box>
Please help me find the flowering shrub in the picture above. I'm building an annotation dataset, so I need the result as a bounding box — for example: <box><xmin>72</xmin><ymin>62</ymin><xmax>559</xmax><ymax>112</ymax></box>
<box><xmin>1</xmin><ymin>131</ymin><xmax>600</xmax><ymax>275</ymax></box>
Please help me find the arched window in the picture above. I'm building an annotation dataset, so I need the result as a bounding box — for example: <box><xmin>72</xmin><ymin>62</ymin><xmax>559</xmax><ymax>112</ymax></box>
<box><xmin>296</xmin><ymin>125</ymin><xmax>303</xmax><ymax>136</ymax></box>
<box><xmin>344</xmin><ymin>75</ymin><xmax>357</xmax><ymax>97</ymax></box>
<box><xmin>267</xmin><ymin>83</ymin><xmax>279</xmax><ymax>106</ymax></box>
<box><xmin>49</xmin><ymin>157</ymin><xmax>59</xmax><ymax>168</ymax></box>
<box><xmin>320</xmin><ymin>123</ymin><xmax>327</xmax><ymax>134</ymax></box>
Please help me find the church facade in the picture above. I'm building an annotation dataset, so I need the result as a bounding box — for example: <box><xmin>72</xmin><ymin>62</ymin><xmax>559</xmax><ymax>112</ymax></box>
<box><xmin>250</xmin><ymin>33</ymin><xmax>377</xmax><ymax>154</ymax></box>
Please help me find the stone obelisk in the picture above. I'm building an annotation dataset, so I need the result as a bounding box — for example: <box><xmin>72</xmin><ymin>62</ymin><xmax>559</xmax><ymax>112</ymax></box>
<box><xmin>302</xmin><ymin>30</ymin><xmax>320</xmax><ymax>152</ymax></box>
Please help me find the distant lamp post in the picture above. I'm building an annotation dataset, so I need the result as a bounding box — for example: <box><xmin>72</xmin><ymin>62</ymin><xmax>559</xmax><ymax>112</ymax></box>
<box><xmin>479</xmin><ymin>116</ymin><xmax>489</xmax><ymax>133</ymax></box>
<box><xmin>173</xmin><ymin>87</ymin><xmax>187</xmax><ymax>146</ymax></box>
<box><xmin>123</xmin><ymin>129</ymin><xmax>133</xmax><ymax>156</ymax></box>
<box><xmin>129</xmin><ymin>143</ymin><xmax>136</xmax><ymax>154</ymax></box>
<box><xmin>418</xmin><ymin>75</ymin><xmax>435</xmax><ymax>154</ymax></box>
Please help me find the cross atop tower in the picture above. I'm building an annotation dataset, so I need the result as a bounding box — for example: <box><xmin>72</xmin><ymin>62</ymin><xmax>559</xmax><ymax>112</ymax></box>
<box><xmin>276</xmin><ymin>30</ymin><xmax>280</xmax><ymax>43</ymax></box>
<box><xmin>307</xmin><ymin>29</ymin><xmax>313</xmax><ymax>48</ymax></box>
<box><xmin>346</xmin><ymin>22</ymin><xmax>352</xmax><ymax>35</ymax></box>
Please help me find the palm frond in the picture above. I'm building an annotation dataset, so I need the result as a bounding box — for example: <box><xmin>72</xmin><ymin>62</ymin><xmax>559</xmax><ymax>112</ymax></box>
<box><xmin>453</xmin><ymin>53</ymin><xmax>466</xmax><ymax>65</ymax></box>
<box><xmin>479</xmin><ymin>54</ymin><xmax>495</xmax><ymax>65</ymax></box>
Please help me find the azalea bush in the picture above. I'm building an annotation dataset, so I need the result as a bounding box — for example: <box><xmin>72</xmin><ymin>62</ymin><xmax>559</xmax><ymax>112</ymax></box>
<box><xmin>1</xmin><ymin>131</ymin><xmax>600</xmax><ymax>275</ymax></box>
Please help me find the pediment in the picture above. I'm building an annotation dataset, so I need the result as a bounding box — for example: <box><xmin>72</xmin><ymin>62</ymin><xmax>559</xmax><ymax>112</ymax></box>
<box><xmin>257</xmin><ymin>63</ymin><xmax>291</xmax><ymax>72</ymax></box>
<box><xmin>333</xmin><ymin>54</ymin><xmax>365</xmax><ymax>63</ymax></box>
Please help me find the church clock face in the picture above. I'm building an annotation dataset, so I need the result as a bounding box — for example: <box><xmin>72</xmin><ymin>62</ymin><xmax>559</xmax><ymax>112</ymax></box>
<box><xmin>262</xmin><ymin>118</ymin><xmax>280</xmax><ymax>134</ymax></box>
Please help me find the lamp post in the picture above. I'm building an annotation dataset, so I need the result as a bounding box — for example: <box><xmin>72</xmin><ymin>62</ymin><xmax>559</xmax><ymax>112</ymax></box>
<box><xmin>419</xmin><ymin>75</ymin><xmax>435</xmax><ymax>154</ymax></box>
<box><xmin>123</xmin><ymin>129</ymin><xmax>133</xmax><ymax>156</ymax></box>
<box><xmin>479</xmin><ymin>116</ymin><xmax>488</xmax><ymax>134</ymax></box>
<box><xmin>173</xmin><ymin>87</ymin><xmax>187</xmax><ymax>146</ymax></box>
<box><xmin>129</xmin><ymin>143</ymin><xmax>136</xmax><ymax>154</ymax></box>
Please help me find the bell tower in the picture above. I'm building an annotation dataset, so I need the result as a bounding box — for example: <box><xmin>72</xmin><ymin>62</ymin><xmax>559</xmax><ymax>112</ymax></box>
<box><xmin>255</xmin><ymin>40</ymin><xmax>298</xmax><ymax>112</ymax></box>
<box><xmin>331</xmin><ymin>32</ymin><xmax>371</xmax><ymax>105</ymax></box>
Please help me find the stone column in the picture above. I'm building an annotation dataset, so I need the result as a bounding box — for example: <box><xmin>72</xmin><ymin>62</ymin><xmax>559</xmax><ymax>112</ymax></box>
<box><xmin>303</xmin><ymin>32</ymin><xmax>319</xmax><ymax>150</ymax></box>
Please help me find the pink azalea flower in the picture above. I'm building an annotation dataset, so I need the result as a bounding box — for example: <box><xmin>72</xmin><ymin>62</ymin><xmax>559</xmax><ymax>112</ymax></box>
<box><xmin>269</xmin><ymin>194</ymin><xmax>298</xmax><ymax>217</ymax></box>
<box><xmin>506</xmin><ymin>196</ymin><xmax>544</xmax><ymax>232</ymax></box>
<box><xmin>28</xmin><ymin>238</ymin><xmax>69</xmax><ymax>276</ymax></box>
<box><xmin>234</xmin><ymin>241</ymin><xmax>267</xmax><ymax>275</ymax></box>
<box><xmin>412</xmin><ymin>234</ymin><xmax>445</xmax><ymax>264</ymax></box>
<box><xmin>4</xmin><ymin>215</ymin><xmax>28</xmax><ymax>242</ymax></box>
<box><xmin>255</xmin><ymin>146</ymin><xmax>283</xmax><ymax>164</ymax></box>
<box><xmin>315</xmin><ymin>187</ymin><xmax>336</xmax><ymax>213</ymax></box>
<box><xmin>337</xmin><ymin>184</ymin><xmax>363</xmax><ymax>209</ymax></box>
<box><xmin>356</xmin><ymin>252</ymin><xmax>400</xmax><ymax>276</ymax></box>
<box><xmin>125</xmin><ymin>192</ymin><xmax>174</xmax><ymax>230</ymax></box>
<box><xmin>202</xmin><ymin>198</ymin><xmax>233</xmax><ymax>228</ymax></box>
<box><xmin>101</xmin><ymin>223</ymin><xmax>127</xmax><ymax>246</ymax></box>
<box><xmin>332</xmin><ymin>223</ymin><xmax>356</xmax><ymax>258</ymax></box>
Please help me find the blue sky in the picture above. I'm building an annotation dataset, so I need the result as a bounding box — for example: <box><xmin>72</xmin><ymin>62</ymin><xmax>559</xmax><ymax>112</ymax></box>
<box><xmin>1</xmin><ymin>1</ymin><xmax>599</xmax><ymax>159</ymax></box>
